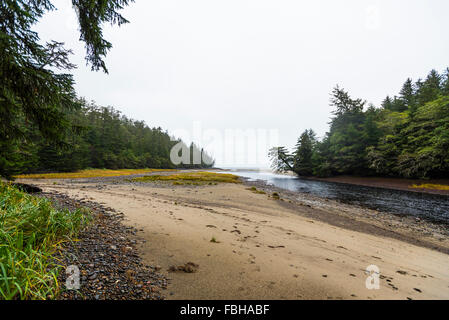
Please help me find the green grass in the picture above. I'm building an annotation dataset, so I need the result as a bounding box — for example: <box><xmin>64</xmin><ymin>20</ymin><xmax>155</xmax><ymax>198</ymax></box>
<box><xmin>132</xmin><ymin>171</ymin><xmax>241</xmax><ymax>185</ymax></box>
<box><xmin>0</xmin><ymin>183</ymin><xmax>91</xmax><ymax>300</ymax></box>
<box><xmin>247</xmin><ymin>186</ymin><xmax>266</xmax><ymax>194</ymax></box>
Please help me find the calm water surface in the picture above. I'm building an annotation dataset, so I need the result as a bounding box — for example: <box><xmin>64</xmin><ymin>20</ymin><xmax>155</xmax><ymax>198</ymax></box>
<box><xmin>224</xmin><ymin>170</ymin><xmax>449</xmax><ymax>226</ymax></box>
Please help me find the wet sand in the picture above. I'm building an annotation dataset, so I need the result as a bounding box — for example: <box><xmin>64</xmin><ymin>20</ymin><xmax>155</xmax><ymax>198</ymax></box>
<box><xmin>21</xmin><ymin>178</ymin><xmax>449</xmax><ymax>300</ymax></box>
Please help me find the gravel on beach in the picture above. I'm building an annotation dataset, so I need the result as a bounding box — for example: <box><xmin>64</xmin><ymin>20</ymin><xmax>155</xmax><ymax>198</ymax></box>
<box><xmin>40</xmin><ymin>191</ymin><xmax>168</xmax><ymax>300</ymax></box>
<box><xmin>20</xmin><ymin>172</ymin><xmax>448</xmax><ymax>300</ymax></box>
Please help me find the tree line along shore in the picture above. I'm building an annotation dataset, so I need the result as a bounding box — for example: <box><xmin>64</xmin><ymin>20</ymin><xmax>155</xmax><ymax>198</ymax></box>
<box><xmin>0</xmin><ymin>1</ymin><xmax>213</xmax><ymax>181</ymax></box>
<box><xmin>270</xmin><ymin>68</ymin><xmax>449</xmax><ymax>181</ymax></box>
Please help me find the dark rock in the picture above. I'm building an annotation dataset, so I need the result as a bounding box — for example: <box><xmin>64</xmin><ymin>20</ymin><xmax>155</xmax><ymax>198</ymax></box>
<box><xmin>12</xmin><ymin>183</ymin><xmax>42</xmax><ymax>193</ymax></box>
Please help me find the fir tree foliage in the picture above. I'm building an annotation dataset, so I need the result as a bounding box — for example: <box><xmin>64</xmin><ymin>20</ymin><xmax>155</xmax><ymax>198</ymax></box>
<box><xmin>0</xmin><ymin>0</ymin><xmax>134</xmax><ymax>178</ymax></box>
<box><xmin>9</xmin><ymin>100</ymin><xmax>214</xmax><ymax>174</ymax></box>
<box><xmin>1</xmin><ymin>1</ymin><xmax>215</xmax><ymax>179</ymax></box>
<box><xmin>270</xmin><ymin>68</ymin><xmax>449</xmax><ymax>179</ymax></box>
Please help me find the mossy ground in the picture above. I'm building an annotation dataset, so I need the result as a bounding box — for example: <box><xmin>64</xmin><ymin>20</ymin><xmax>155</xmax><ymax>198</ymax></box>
<box><xmin>132</xmin><ymin>171</ymin><xmax>240</xmax><ymax>185</ymax></box>
<box><xmin>14</xmin><ymin>168</ymin><xmax>176</xmax><ymax>180</ymax></box>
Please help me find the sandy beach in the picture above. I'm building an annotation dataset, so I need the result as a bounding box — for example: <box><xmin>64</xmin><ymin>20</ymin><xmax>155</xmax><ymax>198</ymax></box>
<box><xmin>308</xmin><ymin>175</ymin><xmax>449</xmax><ymax>196</ymax></box>
<box><xmin>20</xmin><ymin>177</ymin><xmax>449</xmax><ymax>300</ymax></box>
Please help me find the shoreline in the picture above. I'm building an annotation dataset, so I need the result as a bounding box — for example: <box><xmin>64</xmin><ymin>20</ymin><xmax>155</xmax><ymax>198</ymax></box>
<box><xmin>306</xmin><ymin>175</ymin><xmax>449</xmax><ymax>196</ymax></box>
<box><xmin>43</xmin><ymin>191</ymin><xmax>167</xmax><ymax>300</ymax></box>
<box><xmin>218</xmin><ymin>168</ymin><xmax>449</xmax><ymax>196</ymax></box>
<box><xmin>18</xmin><ymin>173</ymin><xmax>449</xmax><ymax>300</ymax></box>
<box><xmin>241</xmin><ymin>177</ymin><xmax>449</xmax><ymax>254</ymax></box>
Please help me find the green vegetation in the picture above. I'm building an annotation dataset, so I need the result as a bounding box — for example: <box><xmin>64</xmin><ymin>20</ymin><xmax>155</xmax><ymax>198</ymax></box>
<box><xmin>0</xmin><ymin>183</ymin><xmax>91</xmax><ymax>299</ymax></box>
<box><xmin>0</xmin><ymin>1</ymin><xmax>213</xmax><ymax>180</ymax></box>
<box><xmin>0</xmin><ymin>1</ymin><xmax>135</xmax><ymax>179</ymax></box>
<box><xmin>210</xmin><ymin>237</ymin><xmax>219</xmax><ymax>243</ymax></box>
<box><xmin>271</xmin><ymin>192</ymin><xmax>280</xmax><ymax>200</ymax></box>
<box><xmin>132</xmin><ymin>172</ymin><xmax>240</xmax><ymax>185</ymax></box>
<box><xmin>4</xmin><ymin>101</ymin><xmax>214</xmax><ymax>178</ymax></box>
<box><xmin>270</xmin><ymin>68</ymin><xmax>449</xmax><ymax>179</ymax></box>
<box><xmin>14</xmin><ymin>168</ymin><xmax>176</xmax><ymax>180</ymax></box>
<box><xmin>247</xmin><ymin>187</ymin><xmax>266</xmax><ymax>194</ymax></box>
<box><xmin>411</xmin><ymin>184</ymin><xmax>449</xmax><ymax>191</ymax></box>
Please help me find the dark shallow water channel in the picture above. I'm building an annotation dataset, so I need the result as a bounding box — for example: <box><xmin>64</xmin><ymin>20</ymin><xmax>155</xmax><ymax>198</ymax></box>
<box><xmin>225</xmin><ymin>170</ymin><xmax>449</xmax><ymax>226</ymax></box>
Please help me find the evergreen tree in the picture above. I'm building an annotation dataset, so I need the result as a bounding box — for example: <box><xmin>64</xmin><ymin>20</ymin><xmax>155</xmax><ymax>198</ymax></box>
<box><xmin>398</xmin><ymin>78</ymin><xmax>415</xmax><ymax>112</ymax></box>
<box><xmin>381</xmin><ymin>96</ymin><xmax>393</xmax><ymax>110</ymax></box>
<box><xmin>293</xmin><ymin>130</ymin><xmax>316</xmax><ymax>176</ymax></box>
<box><xmin>330</xmin><ymin>86</ymin><xmax>365</xmax><ymax>115</ymax></box>
<box><xmin>15</xmin><ymin>101</ymin><xmax>215</xmax><ymax>174</ymax></box>
<box><xmin>0</xmin><ymin>0</ymin><xmax>134</xmax><ymax>179</ymax></box>
<box><xmin>269</xmin><ymin>147</ymin><xmax>294</xmax><ymax>172</ymax></box>
<box><xmin>363</xmin><ymin>105</ymin><xmax>382</xmax><ymax>147</ymax></box>
<box><xmin>415</xmin><ymin>69</ymin><xmax>442</xmax><ymax>107</ymax></box>
<box><xmin>327</xmin><ymin>86</ymin><xmax>367</xmax><ymax>174</ymax></box>
<box><xmin>442</xmin><ymin>68</ymin><xmax>449</xmax><ymax>95</ymax></box>
<box><xmin>270</xmin><ymin>67</ymin><xmax>449</xmax><ymax>179</ymax></box>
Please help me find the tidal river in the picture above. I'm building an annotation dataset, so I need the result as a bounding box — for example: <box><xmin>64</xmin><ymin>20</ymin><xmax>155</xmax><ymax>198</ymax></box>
<box><xmin>224</xmin><ymin>170</ymin><xmax>449</xmax><ymax>226</ymax></box>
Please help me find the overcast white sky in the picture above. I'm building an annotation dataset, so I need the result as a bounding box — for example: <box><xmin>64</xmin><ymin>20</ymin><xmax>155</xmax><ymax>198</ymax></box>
<box><xmin>36</xmin><ymin>0</ymin><xmax>449</xmax><ymax>168</ymax></box>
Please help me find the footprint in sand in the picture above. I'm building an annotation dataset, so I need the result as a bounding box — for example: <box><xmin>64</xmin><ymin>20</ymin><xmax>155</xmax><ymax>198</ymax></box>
<box><xmin>388</xmin><ymin>283</ymin><xmax>398</xmax><ymax>291</ymax></box>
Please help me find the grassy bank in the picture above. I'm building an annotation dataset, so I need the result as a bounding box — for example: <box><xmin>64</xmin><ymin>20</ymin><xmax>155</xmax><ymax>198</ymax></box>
<box><xmin>132</xmin><ymin>171</ymin><xmax>241</xmax><ymax>185</ymax></box>
<box><xmin>411</xmin><ymin>183</ymin><xmax>449</xmax><ymax>191</ymax></box>
<box><xmin>0</xmin><ymin>183</ymin><xmax>91</xmax><ymax>299</ymax></box>
<box><xmin>14</xmin><ymin>168</ymin><xmax>177</xmax><ymax>180</ymax></box>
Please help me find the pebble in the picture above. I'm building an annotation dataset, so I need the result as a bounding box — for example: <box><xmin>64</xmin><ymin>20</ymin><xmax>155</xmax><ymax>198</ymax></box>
<box><xmin>42</xmin><ymin>191</ymin><xmax>167</xmax><ymax>300</ymax></box>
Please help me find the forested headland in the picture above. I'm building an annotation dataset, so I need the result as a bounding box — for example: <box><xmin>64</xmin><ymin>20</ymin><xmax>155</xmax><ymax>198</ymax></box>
<box><xmin>1</xmin><ymin>98</ymin><xmax>214</xmax><ymax>178</ymax></box>
<box><xmin>0</xmin><ymin>1</ymin><xmax>213</xmax><ymax>180</ymax></box>
<box><xmin>270</xmin><ymin>68</ymin><xmax>449</xmax><ymax>179</ymax></box>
